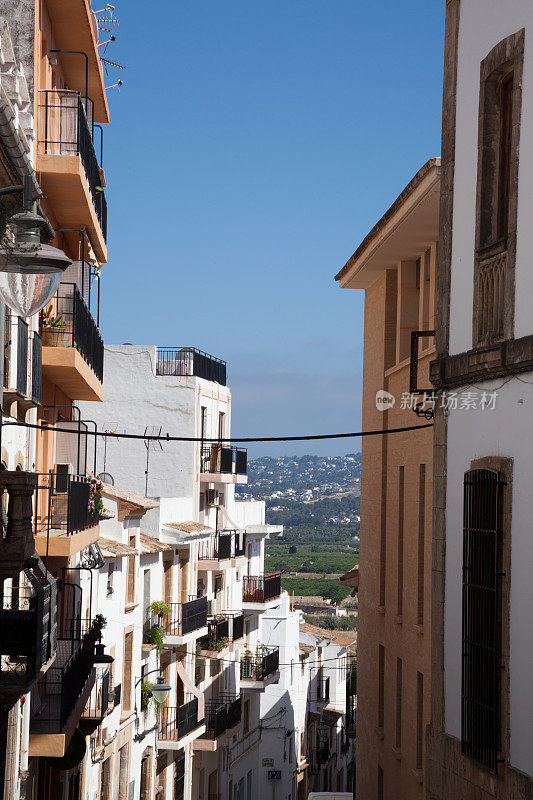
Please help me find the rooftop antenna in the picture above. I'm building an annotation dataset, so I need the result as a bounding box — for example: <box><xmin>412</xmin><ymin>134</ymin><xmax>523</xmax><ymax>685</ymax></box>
<box><xmin>144</xmin><ymin>426</ymin><xmax>163</xmax><ymax>496</ymax></box>
<box><xmin>100</xmin><ymin>56</ymin><xmax>126</xmax><ymax>76</ymax></box>
<box><xmin>105</xmin><ymin>80</ymin><xmax>123</xmax><ymax>91</ymax></box>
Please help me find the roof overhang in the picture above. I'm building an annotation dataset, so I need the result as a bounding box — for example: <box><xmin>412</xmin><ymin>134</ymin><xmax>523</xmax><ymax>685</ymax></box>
<box><xmin>336</xmin><ymin>158</ymin><xmax>441</xmax><ymax>289</ymax></box>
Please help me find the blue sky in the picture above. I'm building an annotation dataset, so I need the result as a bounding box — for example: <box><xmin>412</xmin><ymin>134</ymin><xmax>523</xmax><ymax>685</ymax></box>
<box><xmin>100</xmin><ymin>0</ymin><xmax>445</xmax><ymax>458</ymax></box>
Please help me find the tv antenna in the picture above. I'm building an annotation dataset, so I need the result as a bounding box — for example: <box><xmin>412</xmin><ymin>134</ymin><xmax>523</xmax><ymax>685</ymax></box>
<box><xmin>144</xmin><ymin>426</ymin><xmax>163</xmax><ymax>496</ymax></box>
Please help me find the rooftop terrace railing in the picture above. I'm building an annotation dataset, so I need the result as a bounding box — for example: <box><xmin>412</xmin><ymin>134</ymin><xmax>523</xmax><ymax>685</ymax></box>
<box><xmin>200</xmin><ymin>444</ymin><xmax>247</xmax><ymax>476</ymax></box>
<box><xmin>156</xmin><ymin>347</ymin><xmax>226</xmax><ymax>385</ymax></box>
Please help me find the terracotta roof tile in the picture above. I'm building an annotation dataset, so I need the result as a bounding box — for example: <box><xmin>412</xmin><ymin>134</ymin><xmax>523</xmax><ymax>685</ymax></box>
<box><xmin>300</xmin><ymin>621</ymin><xmax>356</xmax><ymax>648</ymax></box>
<box><xmin>101</xmin><ymin>483</ymin><xmax>159</xmax><ymax>510</ymax></box>
<box><xmin>139</xmin><ymin>534</ymin><xmax>174</xmax><ymax>554</ymax></box>
<box><xmin>99</xmin><ymin>537</ymin><xmax>138</xmax><ymax>557</ymax></box>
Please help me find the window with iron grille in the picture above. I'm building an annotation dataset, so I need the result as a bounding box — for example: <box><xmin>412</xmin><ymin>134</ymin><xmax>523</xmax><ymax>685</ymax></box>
<box><xmin>461</xmin><ymin>468</ymin><xmax>503</xmax><ymax>771</ymax></box>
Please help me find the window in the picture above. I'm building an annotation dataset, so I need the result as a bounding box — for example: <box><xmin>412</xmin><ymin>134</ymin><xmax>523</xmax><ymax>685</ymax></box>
<box><xmin>200</xmin><ymin>406</ymin><xmax>207</xmax><ymax>441</ymax></box>
<box><xmin>417</xmin><ymin>464</ymin><xmax>426</xmax><ymax>626</ymax></box>
<box><xmin>107</xmin><ymin>561</ymin><xmax>115</xmax><ymax>596</ymax></box>
<box><xmin>100</xmin><ymin>758</ymin><xmax>111</xmax><ymax>800</ymax></box>
<box><xmin>378</xmin><ymin>645</ymin><xmax>384</xmax><ymax>730</ymax></box>
<box><xmin>461</xmin><ymin>468</ymin><xmax>503</xmax><ymax>771</ymax></box>
<box><xmin>416</xmin><ymin>672</ymin><xmax>424</xmax><ymax>771</ymax></box>
<box><xmin>397</xmin><ymin>260</ymin><xmax>421</xmax><ymax>362</ymax></box>
<box><xmin>243</xmin><ymin>699</ymin><xmax>249</xmax><ymax>733</ymax></box>
<box><xmin>377</xmin><ymin>765</ymin><xmax>383</xmax><ymax>800</ymax></box>
<box><xmin>473</xmin><ymin>30</ymin><xmax>524</xmax><ymax>346</ymax></box>
<box><xmin>126</xmin><ymin>535</ymin><xmax>136</xmax><ymax>605</ymax></box>
<box><xmin>397</xmin><ymin>466</ymin><xmax>404</xmax><ymax>617</ymax></box>
<box><xmin>395</xmin><ymin>658</ymin><xmax>402</xmax><ymax>750</ymax></box>
<box><xmin>122</xmin><ymin>630</ymin><xmax>134</xmax><ymax>712</ymax></box>
<box><xmin>218</xmin><ymin>411</ymin><xmax>225</xmax><ymax>441</ymax></box>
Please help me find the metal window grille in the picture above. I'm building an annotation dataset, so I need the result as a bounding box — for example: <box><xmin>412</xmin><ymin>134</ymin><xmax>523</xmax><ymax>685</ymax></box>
<box><xmin>461</xmin><ymin>468</ymin><xmax>503</xmax><ymax>772</ymax></box>
<box><xmin>31</xmin><ymin>333</ymin><xmax>42</xmax><ymax>404</ymax></box>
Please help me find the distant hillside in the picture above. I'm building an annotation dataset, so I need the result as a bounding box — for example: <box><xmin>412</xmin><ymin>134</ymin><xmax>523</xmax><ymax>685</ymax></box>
<box><xmin>236</xmin><ymin>453</ymin><xmax>361</xmax><ymax>528</ymax></box>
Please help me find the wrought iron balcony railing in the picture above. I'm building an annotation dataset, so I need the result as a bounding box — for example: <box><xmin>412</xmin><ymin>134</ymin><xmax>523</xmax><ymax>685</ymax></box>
<box><xmin>202</xmin><ymin>694</ymin><xmax>242</xmax><ymax>740</ymax></box>
<box><xmin>41</xmin><ymin>282</ymin><xmax>104</xmax><ymax>382</ymax></box>
<box><xmin>198</xmin><ymin>530</ymin><xmax>246</xmax><ymax>561</ymax></box>
<box><xmin>0</xmin><ymin>565</ymin><xmax>57</xmax><ymax>702</ymax></box>
<box><xmin>242</xmin><ymin>572</ymin><xmax>281</xmax><ymax>604</ymax></box>
<box><xmin>158</xmin><ymin>697</ymin><xmax>202</xmax><ymax>742</ymax></box>
<box><xmin>80</xmin><ymin>672</ymin><xmax>110</xmax><ymax>735</ymax></box>
<box><xmin>156</xmin><ymin>347</ymin><xmax>226</xmax><ymax>385</ymax></box>
<box><xmin>34</xmin><ymin>472</ymin><xmax>100</xmax><ymax>539</ymax></box>
<box><xmin>38</xmin><ymin>90</ymin><xmax>107</xmax><ymax>239</ymax></box>
<box><xmin>30</xmin><ymin>636</ymin><xmax>95</xmax><ymax>734</ymax></box>
<box><xmin>146</xmin><ymin>595</ymin><xmax>208</xmax><ymax>640</ymax></box>
<box><xmin>240</xmin><ymin>647</ymin><xmax>279</xmax><ymax>682</ymax></box>
<box><xmin>200</xmin><ymin>444</ymin><xmax>247</xmax><ymax>476</ymax></box>
<box><xmin>197</xmin><ymin>613</ymin><xmax>245</xmax><ymax>652</ymax></box>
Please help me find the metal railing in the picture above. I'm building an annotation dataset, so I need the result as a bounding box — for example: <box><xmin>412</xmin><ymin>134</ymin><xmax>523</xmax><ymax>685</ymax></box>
<box><xmin>198</xmin><ymin>530</ymin><xmax>246</xmax><ymax>561</ymax></box>
<box><xmin>147</xmin><ymin>595</ymin><xmax>208</xmax><ymax>639</ymax></box>
<box><xmin>158</xmin><ymin>697</ymin><xmax>202</xmax><ymax>742</ymax></box>
<box><xmin>32</xmin><ymin>333</ymin><xmax>42</xmax><ymax>404</ymax></box>
<box><xmin>198</xmin><ymin>612</ymin><xmax>244</xmax><ymax>651</ymax></box>
<box><xmin>38</xmin><ymin>90</ymin><xmax>107</xmax><ymax>239</ymax></box>
<box><xmin>242</xmin><ymin>572</ymin><xmax>281</xmax><ymax>604</ymax></box>
<box><xmin>41</xmin><ymin>283</ymin><xmax>104</xmax><ymax>382</ymax></box>
<box><xmin>0</xmin><ymin>576</ymin><xmax>56</xmax><ymax>697</ymax></box>
<box><xmin>30</xmin><ymin>637</ymin><xmax>95</xmax><ymax>733</ymax></box>
<box><xmin>203</xmin><ymin>694</ymin><xmax>241</xmax><ymax>739</ymax></box>
<box><xmin>240</xmin><ymin>647</ymin><xmax>279</xmax><ymax>682</ymax></box>
<box><xmin>200</xmin><ymin>444</ymin><xmax>247</xmax><ymax>476</ymax></box>
<box><xmin>34</xmin><ymin>472</ymin><xmax>100</xmax><ymax>538</ymax></box>
<box><xmin>156</xmin><ymin>347</ymin><xmax>226</xmax><ymax>385</ymax></box>
<box><xmin>16</xmin><ymin>317</ymin><xmax>28</xmax><ymax>396</ymax></box>
<box><xmin>80</xmin><ymin>671</ymin><xmax>110</xmax><ymax>734</ymax></box>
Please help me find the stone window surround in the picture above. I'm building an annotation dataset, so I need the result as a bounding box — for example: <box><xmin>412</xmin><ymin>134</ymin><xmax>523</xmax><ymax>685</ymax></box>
<box><xmin>472</xmin><ymin>29</ymin><xmax>524</xmax><ymax>348</ymax></box>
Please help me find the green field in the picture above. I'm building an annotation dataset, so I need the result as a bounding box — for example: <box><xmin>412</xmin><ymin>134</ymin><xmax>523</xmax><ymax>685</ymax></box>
<box><xmin>281</xmin><ymin>576</ymin><xmax>351</xmax><ymax>604</ymax></box>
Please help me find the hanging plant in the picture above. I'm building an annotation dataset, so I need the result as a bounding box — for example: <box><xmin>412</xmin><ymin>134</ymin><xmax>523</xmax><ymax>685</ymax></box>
<box><xmin>145</xmin><ymin>624</ymin><xmax>165</xmax><ymax>656</ymax></box>
<box><xmin>141</xmin><ymin>681</ymin><xmax>153</xmax><ymax>711</ymax></box>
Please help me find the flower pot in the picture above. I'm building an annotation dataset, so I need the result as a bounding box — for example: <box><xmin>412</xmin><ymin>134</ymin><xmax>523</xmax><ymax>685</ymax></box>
<box><xmin>43</xmin><ymin>328</ymin><xmax>67</xmax><ymax>348</ymax></box>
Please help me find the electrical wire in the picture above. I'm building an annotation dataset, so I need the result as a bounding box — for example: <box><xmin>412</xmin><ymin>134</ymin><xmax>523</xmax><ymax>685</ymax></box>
<box><xmin>3</xmin><ymin>418</ymin><xmax>433</xmax><ymax>443</ymax></box>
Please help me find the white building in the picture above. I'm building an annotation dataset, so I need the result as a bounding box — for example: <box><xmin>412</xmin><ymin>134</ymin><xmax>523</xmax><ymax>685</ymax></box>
<box><xmin>428</xmin><ymin>3</ymin><xmax>533</xmax><ymax>799</ymax></box>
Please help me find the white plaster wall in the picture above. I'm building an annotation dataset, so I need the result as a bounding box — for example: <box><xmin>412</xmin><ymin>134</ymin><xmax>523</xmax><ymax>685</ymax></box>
<box><xmin>449</xmin><ymin>0</ymin><xmax>533</xmax><ymax>354</ymax></box>
<box><xmin>444</xmin><ymin>378</ymin><xmax>533</xmax><ymax>774</ymax></box>
<box><xmin>79</xmin><ymin>345</ymin><xmax>231</xmax><ymax>501</ymax></box>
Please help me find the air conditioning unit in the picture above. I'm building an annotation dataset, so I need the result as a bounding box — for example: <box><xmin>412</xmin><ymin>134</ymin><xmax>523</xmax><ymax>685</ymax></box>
<box><xmin>206</xmin><ymin>489</ymin><xmax>220</xmax><ymax>507</ymax></box>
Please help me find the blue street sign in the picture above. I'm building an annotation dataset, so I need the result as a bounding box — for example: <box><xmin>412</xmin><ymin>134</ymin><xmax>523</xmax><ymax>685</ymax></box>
<box><xmin>267</xmin><ymin>770</ymin><xmax>282</xmax><ymax>781</ymax></box>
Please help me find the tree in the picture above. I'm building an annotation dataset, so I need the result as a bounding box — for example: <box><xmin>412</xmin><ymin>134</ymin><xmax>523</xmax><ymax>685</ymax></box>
<box><xmin>289</xmin><ymin>545</ymin><xmax>297</xmax><ymax>554</ymax></box>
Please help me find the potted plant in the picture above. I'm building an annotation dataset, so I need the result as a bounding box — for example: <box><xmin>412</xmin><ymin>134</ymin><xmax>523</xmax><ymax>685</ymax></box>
<box><xmin>144</xmin><ymin>624</ymin><xmax>165</xmax><ymax>657</ymax></box>
<box><xmin>150</xmin><ymin>601</ymin><xmax>170</xmax><ymax>621</ymax></box>
<box><xmin>82</xmin><ymin>614</ymin><xmax>107</xmax><ymax>653</ymax></box>
<box><xmin>41</xmin><ymin>305</ymin><xmax>67</xmax><ymax>347</ymax></box>
<box><xmin>88</xmin><ymin>476</ymin><xmax>104</xmax><ymax>520</ymax></box>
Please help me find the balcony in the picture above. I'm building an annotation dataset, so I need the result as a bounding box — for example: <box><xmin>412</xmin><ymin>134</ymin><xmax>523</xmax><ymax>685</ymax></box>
<box><xmin>242</xmin><ymin>572</ymin><xmax>282</xmax><ymax>610</ymax></box>
<box><xmin>193</xmin><ymin>695</ymin><xmax>242</xmax><ymax>752</ymax></box>
<box><xmin>158</xmin><ymin>697</ymin><xmax>205</xmax><ymax>749</ymax></box>
<box><xmin>197</xmin><ymin>530</ymin><xmax>246</xmax><ymax>569</ymax></box>
<box><xmin>2</xmin><ymin>314</ymin><xmax>42</xmax><ymax>414</ymax></box>
<box><xmin>200</xmin><ymin>444</ymin><xmax>247</xmax><ymax>484</ymax></box>
<box><xmin>197</xmin><ymin>613</ymin><xmax>245</xmax><ymax>656</ymax></box>
<box><xmin>33</xmin><ymin>472</ymin><xmax>100</xmax><ymax>557</ymax></box>
<box><xmin>156</xmin><ymin>347</ymin><xmax>226</xmax><ymax>385</ymax></box>
<box><xmin>0</xmin><ymin>568</ymin><xmax>57</xmax><ymax>704</ymax></box>
<box><xmin>37</xmin><ymin>90</ymin><xmax>107</xmax><ymax>261</ymax></box>
<box><xmin>80</xmin><ymin>672</ymin><xmax>111</xmax><ymax>736</ymax></box>
<box><xmin>40</xmin><ymin>282</ymin><xmax>104</xmax><ymax>401</ymax></box>
<box><xmin>146</xmin><ymin>596</ymin><xmax>208</xmax><ymax>646</ymax></box>
<box><xmin>240</xmin><ymin>646</ymin><xmax>280</xmax><ymax>690</ymax></box>
<box><xmin>29</xmin><ymin>624</ymin><xmax>98</xmax><ymax>757</ymax></box>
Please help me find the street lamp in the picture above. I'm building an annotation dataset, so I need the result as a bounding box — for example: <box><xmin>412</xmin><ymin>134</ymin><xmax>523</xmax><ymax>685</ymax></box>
<box><xmin>150</xmin><ymin>675</ymin><xmax>172</xmax><ymax>704</ymax></box>
<box><xmin>93</xmin><ymin>643</ymin><xmax>114</xmax><ymax>679</ymax></box>
<box><xmin>0</xmin><ymin>176</ymin><xmax>71</xmax><ymax>317</ymax></box>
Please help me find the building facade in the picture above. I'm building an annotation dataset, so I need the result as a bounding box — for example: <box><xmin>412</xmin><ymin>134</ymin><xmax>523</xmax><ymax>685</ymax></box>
<box><xmin>335</xmin><ymin>159</ymin><xmax>440</xmax><ymax>800</ymax></box>
<box><xmin>427</xmin><ymin>3</ymin><xmax>533</xmax><ymax>798</ymax></box>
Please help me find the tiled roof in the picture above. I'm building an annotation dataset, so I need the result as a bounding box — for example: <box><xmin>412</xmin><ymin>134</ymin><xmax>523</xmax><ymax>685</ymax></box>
<box><xmin>299</xmin><ymin>642</ymin><xmax>316</xmax><ymax>655</ymax></box>
<box><xmin>140</xmin><ymin>534</ymin><xmax>173</xmax><ymax>554</ymax></box>
<box><xmin>300</xmin><ymin>621</ymin><xmax>356</xmax><ymax>648</ymax></box>
<box><xmin>164</xmin><ymin>521</ymin><xmax>212</xmax><ymax>533</ymax></box>
<box><xmin>322</xmin><ymin>708</ymin><xmax>344</xmax><ymax>726</ymax></box>
<box><xmin>101</xmin><ymin>483</ymin><xmax>159</xmax><ymax>510</ymax></box>
<box><xmin>99</xmin><ymin>537</ymin><xmax>138</xmax><ymax>557</ymax></box>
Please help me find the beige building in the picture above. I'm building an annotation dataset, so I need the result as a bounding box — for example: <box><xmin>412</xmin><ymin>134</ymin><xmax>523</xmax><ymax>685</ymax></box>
<box><xmin>335</xmin><ymin>159</ymin><xmax>440</xmax><ymax>800</ymax></box>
